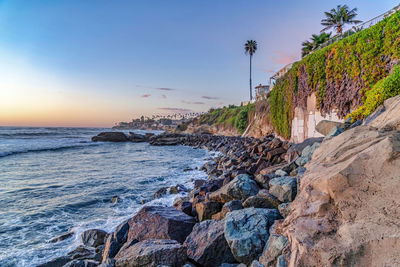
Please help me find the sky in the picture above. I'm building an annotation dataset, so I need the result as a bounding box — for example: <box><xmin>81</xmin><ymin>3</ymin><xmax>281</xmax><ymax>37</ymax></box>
<box><xmin>0</xmin><ymin>0</ymin><xmax>398</xmax><ymax>127</ymax></box>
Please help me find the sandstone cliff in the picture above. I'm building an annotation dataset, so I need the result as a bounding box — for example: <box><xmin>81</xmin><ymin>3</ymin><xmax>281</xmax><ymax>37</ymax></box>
<box><xmin>278</xmin><ymin>95</ymin><xmax>400</xmax><ymax>266</ymax></box>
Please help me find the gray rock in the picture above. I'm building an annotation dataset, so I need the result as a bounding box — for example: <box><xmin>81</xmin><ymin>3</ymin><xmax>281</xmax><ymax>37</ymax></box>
<box><xmin>250</xmin><ymin>260</ymin><xmax>265</xmax><ymax>267</ymax></box>
<box><xmin>63</xmin><ymin>259</ymin><xmax>99</xmax><ymax>267</ymax></box>
<box><xmin>153</xmin><ymin>187</ymin><xmax>168</xmax><ymax>199</ymax></box>
<box><xmin>324</xmin><ymin>126</ymin><xmax>344</xmax><ymax>139</ymax></box>
<box><xmin>276</xmin><ymin>255</ymin><xmax>287</xmax><ymax>267</ymax></box>
<box><xmin>98</xmin><ymin>258</ymin><xmax>115</xmax><ymax>267</ymax></box>
<box><xmin>127</xmin><ymin>206</ymin><xmax>196</xmax><ymax>244</ymax></box>
<box><xmin>243</xmin><ymin>190</ymin><xmax>280</xmax><ymax>209</ymax></box>
<box><xmin>295</xmin><ymin>142</ymin><xmax>320</xmax><ymax>166</ymax></box>
<box><xmin>48</xmin><ymin>232</ymin><xmax>74</xmax><ymax>243</ymax></box>
<box><xmin>278</xmin><ymin>203</ymin><xmax>291</xmax><ymax>218</ymax></box>
<box><xmin>36</xmin><ymin>256</ymin><xmax>72</xmax><ymax>267</ymax></box>
<box><xmin>254</xmin><ymin>174</ymin><xmax>277</xmax><ymax>189</ymax></box>
<box><xmin>184</xmin><ymin>220</ymin><xmax>235</xmax><ymax>267</ymax></box>
<box><xmin>81</xmin><ymin>229</ymin><xmax>107</xmax><ymax>248</ymax></box>
<box><xmin>67</xmin><ymin>245</ymin><xmax>97</xmax><ymax>260</ymax></box>
<box><xmin>315</xmin><ymin>120</ymin><xmax>345</xmax><ymax>136</ymax></box>
<box><xmin>269</xmin><ymin>177</ymin><xmax>297</xmax><ymax>202</ymax></box>
<box><xmin>275</xmin><ymin>170</ymin><xmax>288</xmax><ymax>176</ymax></box>
<box><xmin>224</xmin><ymin>208</ymin><xmax>281</xmax><ymax>264</ymax></box>
<box><xmin>114</xmin><ymin>239</ymin><xmax>187</xmax><ymax>267</ymax></box>
<box><xmin>259</xmin><ymin>234</ymin><xmax>288</xmax><ymax>266</ymax></box>
<box><xmin>208</xmin><ymin>174</ymin><xmax>259</xmax><ymax>203</ymax></box>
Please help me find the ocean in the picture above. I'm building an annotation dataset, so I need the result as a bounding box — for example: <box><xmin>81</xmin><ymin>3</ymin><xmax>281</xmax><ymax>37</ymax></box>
<box><xmin>0</xmin><ymin>127</ymin><xmax>209</xmax><ymax>267</ymax></box>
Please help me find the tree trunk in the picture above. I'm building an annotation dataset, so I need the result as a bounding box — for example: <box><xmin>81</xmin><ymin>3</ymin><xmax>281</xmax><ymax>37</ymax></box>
<box><xmin>249</xmin><ymin>54</ymin><xmax>253</xmax><ymax>101</ymax></box>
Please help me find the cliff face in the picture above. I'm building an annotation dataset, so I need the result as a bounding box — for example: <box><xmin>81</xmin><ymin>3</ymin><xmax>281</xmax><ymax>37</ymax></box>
<box><xmin>277</xmin><ymin>95</ymin><xmax>400</xmax><ymax>266</ymax></box>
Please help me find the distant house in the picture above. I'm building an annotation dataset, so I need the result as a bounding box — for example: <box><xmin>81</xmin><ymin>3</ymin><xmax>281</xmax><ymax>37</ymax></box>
<box><xmin>255</xmin><ymin>84</ymin><xmax>270</xmax><ymax>100</ymax></box>
<box><xmin>269</xmin><ymin>63</ymin><xmax>294</xmax><ymax>87</ymax></box>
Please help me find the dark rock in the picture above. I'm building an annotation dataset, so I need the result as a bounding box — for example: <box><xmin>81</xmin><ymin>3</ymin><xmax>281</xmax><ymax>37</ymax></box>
<box><xmin>193</xmin><ymin>179</ymin><xmax>206</xmax><ymax>188</ymax></box>
<box><xmin>173</xmin><ymin>197</ymin><xmax>193</xmax><ymax>216</ymax></box>
<box><xmin>208</xmin><ymin>174</ymin><xmax>259</xmax><ymax>203</ymax></box>
<box><xmin>184</xmin><ymin>220</ymin><xmax>235</xmax><ymax>267</ymax></box>
<box><xmin>276</xmin><ymin>255</ymin><xmax>288</xmax><ymax>267</ymax></box>
<box><xmin>249</xmin><ymin>260</ymin><xmax>264</xmax><ymax>267</ymax></box>
<box><xmin>128</xmin><ymin>132</ymin><xmax>146</xmax><ymax>142</ymax></box>
<box><xmin>254</xmin><ymin>174</ymin><xmax>277</xmax><ymax>189</ymax></box>
<box><xmin>48</xmin><ymin>232</ymin><xmax>74</xmax><ymax>243</ymax></box>
<box><xmin>92</xmin><ymin>132</ymin><xmax>128</xmax><ymax>142</ymax></box>
<box><xmin>195</xmin><ymin>201</ymin><xmax>223</xmax><ymax>221</ymax></box>
<box><xmin>98</xmin><ymin>258</ymin><xmax>115</xmax><ymax>267</ymax></box>
<box><xmin>36</xmin><ymin>256</ymin><xmax>72</xmax><ymax>267</ymax></box>
<box><xmin>67</xmin><ymin>245</ymin><xmax>97</xmax><ymax>260</ymax></box>
<box><xmin>198</xmin><ymin>178</ymin><xmax>224</xmax><ymax>196</ymax></box>
<box><xmin>127</xmin><ymin>206</ymin><xmax>196</xmax><ymax>243</ymax></box>
<box><xmin>295</xmin><ymin>142</ymin><xmax>320</xmax><ymax>166</ymax></box>
<box><xmin>224</xmin><ymin>208</ymin><xmax>281</xmax><ymax>264</ymax></box>
<box><xmin>242</xmin><ymin>193</ymin><xmax>279</xmax><ymax>209</ymax></box>
<box><xmin>285</xmin><ymin>137</ymin><xmax>323</xmax><ymax>162</ymax></box>
<box><xmin>115</xmin><ymin>239</ymin><xmax>187</xmax><ymax>267</ymax></box>
<box><xmin>102</xmin><ymin>235</ymin><xmax>122</xmax><ymax>262</ymax></box>
<box><xmin>63</xmin><ymin>259</ymin><xmax>99</xmax><ymax>267</ymax></box>
<box><xmin>153</xmin><ymin>187</ymin><xmax>168</xmax><ymax>199</ymax></box>
<box><xmin>324</xmin><ymin>126</ymin><xmax>344</xmax><ymax>139</ymax></box>
<box><xmin>269</xmin><ymin>177</ymin><xmax>297</xmax><ymax>202</ymax></box>
<box><xmin>81</xmin><ymin>229</ymin><xmax>107</xmax><ymax>248</ymax></box>
<box><xmin>111</xmin><ymin>196</ymin><xmax>120</xmax><ymax>204</ymax></box>
<box><xmin>170</xmin><ymin>184</ymin><xmax>189</xmax><ymax>194</ymax></box>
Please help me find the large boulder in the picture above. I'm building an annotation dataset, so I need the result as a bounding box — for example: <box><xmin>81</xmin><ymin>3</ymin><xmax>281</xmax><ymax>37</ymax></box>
<box><xmin>127</xmin><ymin>206</ymin><xmax>196</xmax><ymax>243</ymax></box>
<box><xmin>184</xmin><ymin>220</ymin><xmax>235</xmax><ymax>267</ymax></box>
<box><xmin>279</xmin><ymin>118</ymin><xmax>400</xmax><ymax>266</ymax></box>
<box><xmin>224</xmin><ymin>208</ymin><xmax>281</xmax><ymax>264</ymax></box>
<box><xmin>243</xmin><ymin>190</ymin><xmax>281</xmax><ymax>209</ymax></box>
<box><xmin>269</xmin><ymin>177</ymin><xmax>297</xmax><ymax>202</ymax></box>
<box><xmin>101</xmin><ymin>220</ymin><xmax>130</xmax><ymax>262</ymax></box>
<box><xmin>315</xmin><ymin>120</ymin><xmax>345</xmax><ymax>136</ymax></box>
<box><xmin>212</xmin><ymin>200</ymin><xmax>242</xmax><ymax>220</ymax></box>
<box><xmin>208</xmin><ymin>174</ymin><xmax>259</xmax><ymax>203</ymax></box>
<box><xmin>92</xmin><ymin>132</ymin><xmax>128</xmax><ymax>142</ymax></box>
<box><xmin>81</xmin><ymin>229</ymin><xmax>107</xmax><ymax>248</ymax></box>
<box><xmin>115</xmin><ymin>239</ymin><xmax>187</xmax><ymax>267</ymax></box>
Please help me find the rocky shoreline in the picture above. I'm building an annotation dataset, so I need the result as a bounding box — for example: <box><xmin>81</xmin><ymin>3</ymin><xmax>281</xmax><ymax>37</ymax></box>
<box><xmin>38</xmin><ymin>95</ymin><xmax>400</xmax><ymax>267</ymax></box>
<box><xmin>40</xmin><ymin>130</ymin><xmax>323</xmax><ymax>267</ymax></box>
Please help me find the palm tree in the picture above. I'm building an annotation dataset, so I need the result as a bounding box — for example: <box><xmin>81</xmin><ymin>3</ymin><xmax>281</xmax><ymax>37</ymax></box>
<box><xmin>301</xmin><ymin>32</ymin><xmax>331</xmax><ymax>57</ymax></box>
<box><xmin>244</xmin><ymin>40</ymin><xmax>257</xmax><ymax>101</ymax></box>
<box><xmin>321</xmin><ymin>5</ymin><xmax>362</xmax><ymax>35</ymax></box>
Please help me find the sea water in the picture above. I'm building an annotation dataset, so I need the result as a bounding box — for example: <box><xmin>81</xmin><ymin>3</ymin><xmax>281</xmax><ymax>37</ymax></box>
<box><xmin>0</xmin><ymin>127</ymin><xmax>209</xmax><ymax>266</ymax></box>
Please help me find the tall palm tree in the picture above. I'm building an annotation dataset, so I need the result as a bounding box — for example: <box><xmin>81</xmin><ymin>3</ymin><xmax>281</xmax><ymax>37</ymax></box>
<box><xmin>301</xmin><ymin>32</ymin><xmax>331</xmax><ymax>57</ymax></box>
<box><xmin>244</xmin><ymin>40</ymin><xmax>257</xmax><ymax>101</ymax></box>
<box><xmin>321</xmin><ymin>5</ymin><xmax>362</xmax><ymax>34</ymax></box>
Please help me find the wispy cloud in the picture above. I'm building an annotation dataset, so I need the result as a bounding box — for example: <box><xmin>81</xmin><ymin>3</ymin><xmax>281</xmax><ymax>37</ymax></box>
<box><xmin>161</xmin><ymin>94</ymin><xmax>167</xmax><ymax>99</ymax></box>
<box><xmin>270</xmin><ymin>51</ymin><xmax>298</xmax><ymax>65</ymax></box>
<box><xmin>202</xmin><ymin>96</ymin><xmax>219</xmax><ymax>100</ymax></box>
<box><xmin>141</xmin><ymin>94</ymin><xmax>151</xmax><ymax>98</ymax></box>
<box><xmin>182</xmin><ymin>100</ymin><xmax>204</xmax><ymax>105</ymax></box>
<box><xmin>158</xmin><ymin>107</ymin><xmax>193</xmax><ymax>113</ymax></box>
<box><xmin>156</xmin><ymin>87</ymin><xmax>176</xmax><ymax>91</ymax></box>
<box><xmin>218</xmin><ymin>101</ymin><xmax>224</xmax><ymax>105</ymax></box>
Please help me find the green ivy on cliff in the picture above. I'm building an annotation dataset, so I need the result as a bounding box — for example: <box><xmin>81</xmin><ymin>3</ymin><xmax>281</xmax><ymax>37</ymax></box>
<box><xmin>197</xmin><ymin>104</ymin><xmax>254</xmax><ymax>134</ymax></box>
<box><xmin>270</xmin><ymin>11</ymin><xmax>400</xmax><ymax>138</ymax></box>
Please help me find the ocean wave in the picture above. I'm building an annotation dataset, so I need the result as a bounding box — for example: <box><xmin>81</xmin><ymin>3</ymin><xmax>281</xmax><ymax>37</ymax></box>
<box><xmin>0</xmin><ymin>144</ymin><xmax>98</xmax><ymax>158</ymax></box>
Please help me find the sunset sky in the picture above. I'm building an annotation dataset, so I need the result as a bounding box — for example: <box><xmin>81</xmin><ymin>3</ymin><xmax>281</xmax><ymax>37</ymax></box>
<box><xmin>0</xmin><ymin>0</ymin><xmax>398</xmax><ymax>127</ymax></box>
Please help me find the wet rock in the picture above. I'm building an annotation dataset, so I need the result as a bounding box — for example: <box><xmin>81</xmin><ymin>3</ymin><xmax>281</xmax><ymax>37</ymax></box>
<box><xmin>81</xmin><ymin>229</ymin><xmax>107</xmax><ymax>248</ymax></box>
<box><xmin>128</xmin><ymin>132</ymin><xmax>146</xmax><ymax>142</ymax></box>
<box><xmin>224</xmin><ymin>208</ymin><xmax>281</xmax><ymax>264</ymax></box>
<box><xmin>127</xmin><ymin>206</ymin><xmax>196</xmax><ymax>243</ymax></box>
<box><xmin>153</xmin><ymin>187</ymin><xmax>168</xmax><ymax>199</ymax></box>
<box><xmin>92</xmin><ymin>132</ymin><xmax>128</xmax><ymax>142</ymax></box>
<box><xmin>48</xmin><ymin>232</ymin><xmax>74</xmax><ymax>243</ymax></box>
<box><xmin>115</xmin><ymin>239</ymin><xmax>187</xmax><ymax>267</ymax></box>
<box><xmin>67</xmin><ymin>245</ymin><xmax>97</xmax><ymax>260</ymax></box>
<box><xmin>269</xmin><ymin>177</ymin><xmax>297</xmax><ymax>202</ymax></box>
<box><xmin>63</xmin><ymin>259</ymin><xmax>99</xmax><ymax>267</ymax></box>
<box><xmin>36</xmin><ymin>256</ymin><xmax>72</xmax><ymax>267</ymax></box>
<box><xmin>212</xmin><ymin>200</ymin><xmax>242</xmax><ymax>220</ymax></box>
<box><xmin>184</xmin><ymin>220</ymin><xmax>235</xmax><ymax>267</ymax></box>
<box><xmin>259</xmin><ymin>234</ymin><xmax>288</xmax><ymax>266</ymax></box>
<box><xmin>208</xmin><ymin>174</ymin><xmax>259</xmax><ymax>203</ymax></box>
<box><xmin>111</xmin><ymin>196</ymin><xmax>120</xmax><ymax>204</ymax></box>
<box><xmin>195</xmin><ymin>201</ymin><xmax>223</xmax><ymax>221</ymax></box>
<box><xmin>278</xmin><ymin>203</ymin><xmax>291</xmax><ymax>218</ymax></box>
